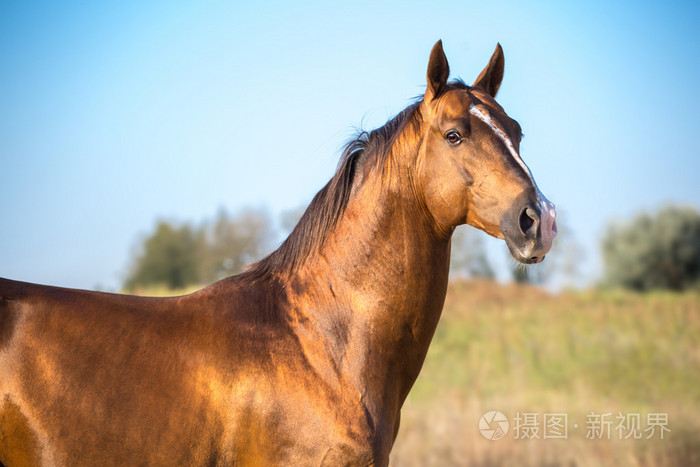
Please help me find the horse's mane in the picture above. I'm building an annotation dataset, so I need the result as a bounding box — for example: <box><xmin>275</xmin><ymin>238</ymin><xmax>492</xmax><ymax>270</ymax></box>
<box><xmin>243</xmin><ymin>100</ymin><xmax>423</xmax><ymax>281</ymax></box>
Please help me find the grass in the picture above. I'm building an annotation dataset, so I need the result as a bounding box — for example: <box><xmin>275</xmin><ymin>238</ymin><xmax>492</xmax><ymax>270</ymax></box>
<box><xmin>123</xmin><ymin>284</ymin><xmax>203</xmax><ymax>297</ymax></box>
<box><xmin>390</xmin><ymin>280</ymin><xmax>700</xmax><ymax>466</ymax></box>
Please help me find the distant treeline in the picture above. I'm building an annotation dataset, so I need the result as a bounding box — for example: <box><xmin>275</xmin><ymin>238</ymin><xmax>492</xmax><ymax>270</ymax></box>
<box><xmin>124</xmin><ymin>208</ymin><xmax>276</xmax><ymax>291</ymax></box>
<box><xmin>602</xmin><ymin>204</ymin><xmax>700</xmax><ymax>291</ymax></box>
<box><xmin>124</xmin><ymin>204</ymin><xmax>700</xmax><ymax>293</ymax></box>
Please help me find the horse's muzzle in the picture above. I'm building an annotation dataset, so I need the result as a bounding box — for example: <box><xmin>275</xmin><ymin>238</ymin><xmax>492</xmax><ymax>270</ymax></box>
<box><xmin>502</xmin><ymin>190</ymin><xmax>557</xmax><ymax>264</ymax></box>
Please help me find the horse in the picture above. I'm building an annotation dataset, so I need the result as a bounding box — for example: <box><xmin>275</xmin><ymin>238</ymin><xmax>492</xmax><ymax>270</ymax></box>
<box><xmin>0</xmin><ymin>41</ymin><xmax>557</xmax><ymax>466</ymax></box>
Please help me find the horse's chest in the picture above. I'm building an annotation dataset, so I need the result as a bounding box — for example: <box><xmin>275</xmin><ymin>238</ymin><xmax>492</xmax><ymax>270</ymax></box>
<box><xmin>225</xmin><ymin>393</ymin><xmax>392</xmax><ymax>466</ymax></box>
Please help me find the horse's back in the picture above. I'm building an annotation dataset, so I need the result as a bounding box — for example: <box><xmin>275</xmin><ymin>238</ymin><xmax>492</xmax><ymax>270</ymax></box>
<box><xmin>0</xmin><ymin>278</ymin><xmax>24</xmax><ymax>352</ymax></box>
<box><xmin>0</xmin><ymin>277</ymin><xmax>388</xmax><ymax>465</ymax></box>
<box><xmin>0</xmin><ymin>279</ymin><xmax>42</xmax><ymax>466</ymax></box>
<box><xmin>0</xmin><ymin>277</ymin><xmax>235</xmax><ymax>466</ymax></box>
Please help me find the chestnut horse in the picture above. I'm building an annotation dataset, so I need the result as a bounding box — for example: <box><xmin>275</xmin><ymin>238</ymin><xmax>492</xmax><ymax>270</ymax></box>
<box><xmin>0</xmin><ymin>41</ymin><xmax>556</xmax><ymax>466</ymax></box>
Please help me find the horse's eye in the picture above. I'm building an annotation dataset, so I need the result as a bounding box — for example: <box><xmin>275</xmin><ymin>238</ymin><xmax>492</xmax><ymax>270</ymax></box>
<box><xmin>445</xmin><ymin>131</ymin><xmax>463</xmax><ymax>145</ymax></box>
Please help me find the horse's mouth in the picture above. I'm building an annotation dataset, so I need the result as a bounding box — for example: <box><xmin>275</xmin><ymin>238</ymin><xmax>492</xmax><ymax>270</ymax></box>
<box><xmin>509</xmin><ymin>249</ymin><xmax>545</xmax><ymax>265</ymax></box>
<box><xmin>503</xmin><ymin>233</ymin><xmax>550</xmax><ymax>265</ymax></box>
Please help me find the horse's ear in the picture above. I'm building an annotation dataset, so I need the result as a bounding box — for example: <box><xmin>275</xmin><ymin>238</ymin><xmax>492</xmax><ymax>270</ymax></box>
<box><xmin>474</xmin><ymin>43</ymin><xmax>505</xmax><ymax>98</ymax></box>
<box><xmin>425</xmin><ymin>40</ymin><xmax>450</xmax><ymax>104</ymax></box>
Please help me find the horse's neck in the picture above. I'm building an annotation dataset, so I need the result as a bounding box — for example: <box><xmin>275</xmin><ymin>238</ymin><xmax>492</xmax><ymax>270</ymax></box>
<box><xmin>292</xmin><ymin>162</ymin><xmax>451</xmax><ymax>413</ymax></box>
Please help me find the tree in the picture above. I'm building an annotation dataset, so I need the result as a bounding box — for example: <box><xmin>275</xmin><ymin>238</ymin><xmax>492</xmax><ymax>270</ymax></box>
<box><xmin>124</xmin><ymin>208</ymin><xmax>275</xmax><ymax>291</ymax></box>
<box><xmin>449</xmin><ymin>225</ymin><xmax>494</xmax><ymax>279</ymax></box>
<box><xmin>202</xmin><ymin>208</ymin><xmax>274</xmax><ymax>282</ymax></box>
<box><xmin>124</xmin><ymin>221</ymin><xmax>204</xmax><ymax>290</ymax></box>
<box><xmin>602</xmin><ymin>205</ymin><xmax>700</xmax><ymax>291</ymax></box>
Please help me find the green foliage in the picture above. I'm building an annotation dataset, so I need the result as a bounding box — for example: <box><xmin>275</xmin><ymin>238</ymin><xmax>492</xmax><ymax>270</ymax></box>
<box><xmin>202</xmin><ymin>208</ymin><xmax>274</xmax><ymax>282</ymax></box>
<box><xmin>603</xmin><ymin>205</ymin><xmax>700</xmax><ymax>291</ymax></box>
<box><xmin>124</xmin><ymin>208</ymin><xmax>274</xmax><ymax>291</ymax></box>
<box><xmin>124</xmin><ymin>222</ymin><xmax>204</xmax><ymax>290</ymax></box>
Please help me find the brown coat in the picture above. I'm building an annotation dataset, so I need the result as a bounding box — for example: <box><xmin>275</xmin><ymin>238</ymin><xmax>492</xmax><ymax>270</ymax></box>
<box><xmin>0</xmin><ymin>41</ymin><xmax>555</xmax><ymax>466</ymax></box>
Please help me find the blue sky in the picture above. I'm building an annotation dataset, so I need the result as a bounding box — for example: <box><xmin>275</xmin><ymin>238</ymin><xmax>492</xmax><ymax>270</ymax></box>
<box><xmin>2</xmin><ymin>0</ymin><xmax>699</xmax><ymax>290</ymax></box>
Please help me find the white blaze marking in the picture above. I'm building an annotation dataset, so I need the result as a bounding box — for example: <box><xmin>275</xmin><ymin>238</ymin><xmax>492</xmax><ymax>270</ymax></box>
<box><xmin>468</xmin><ymin>104</ymin><xmax>557</xmax><ymax>244</ymax></box>
<box><xmin>468</xmin><ymin>104</ymin><xmax>535</xmax><ymax>185</ymax></box>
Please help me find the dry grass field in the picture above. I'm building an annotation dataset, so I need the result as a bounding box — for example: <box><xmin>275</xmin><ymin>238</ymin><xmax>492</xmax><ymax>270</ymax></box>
<box><xmin>390</xmin><ymin>280</ymin><xmax>700</xmax><ymax>466</ymax></box>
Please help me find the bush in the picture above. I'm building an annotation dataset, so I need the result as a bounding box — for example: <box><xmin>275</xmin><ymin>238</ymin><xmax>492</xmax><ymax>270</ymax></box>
<box><xmin>124</xmin><ymin>221</ymin><xmax>204</xmax><ymax>290</ymax></box>
<box><xmin>602</xmin><ymin>205</ymin><xmax>700</xmax><ymax>291</ymax></box>
<box><xmin>124</xmin><ymin>208</ymin><xmax>274</xmax><ymax>291</ymax></box>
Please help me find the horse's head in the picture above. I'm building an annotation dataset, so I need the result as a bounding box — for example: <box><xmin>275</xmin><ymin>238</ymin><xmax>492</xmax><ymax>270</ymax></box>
<box><xmin>417</xmin><ymin>41</ymin><xmax>557</xmax><ymax>264</ymax></box>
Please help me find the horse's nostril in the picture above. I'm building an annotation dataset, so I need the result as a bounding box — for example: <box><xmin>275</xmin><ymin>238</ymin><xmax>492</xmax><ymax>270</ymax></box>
<box><xmin>519</xmin><ymin>207</ymin><xmax>537</xmax><ymax>235</ymax></box>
